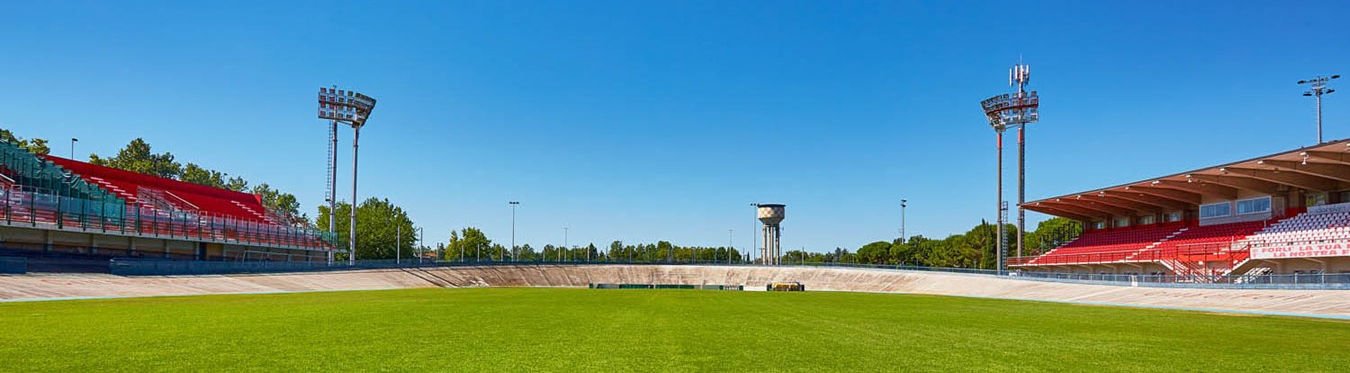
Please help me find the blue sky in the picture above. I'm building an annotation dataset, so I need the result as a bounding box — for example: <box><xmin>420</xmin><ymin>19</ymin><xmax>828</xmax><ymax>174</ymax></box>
<box><xmin>1</xmin><ymin>1</ymin><xmax>1347</xmax><ymax>252</ymax></box>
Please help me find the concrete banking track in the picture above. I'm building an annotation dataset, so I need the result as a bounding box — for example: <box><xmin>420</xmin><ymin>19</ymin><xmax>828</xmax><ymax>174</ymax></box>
<box><xmin>0</xmin><ymin>265</ymin><xmax>1346</xmax><ymax>319</ymax></box>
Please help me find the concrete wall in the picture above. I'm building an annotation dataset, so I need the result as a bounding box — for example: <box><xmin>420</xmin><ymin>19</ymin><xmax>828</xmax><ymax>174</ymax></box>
<box><xmin>1</xmin><ymin>265</ymin><xmax>1347</xmax><ymax>318</ymax></box>
<box><xmin>1253</xmin><ymin>257</ymin><xmax>1350</xmax><ymax>274</ymax></box>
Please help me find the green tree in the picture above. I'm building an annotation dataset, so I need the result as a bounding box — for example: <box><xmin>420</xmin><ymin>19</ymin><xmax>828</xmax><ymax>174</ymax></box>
<box><xmin>316</xmin><ymin>198</ymin><xmax>416</xmax><ymax>260</ymax></box>
<box><xmin>857</xmin><ymin>241</ymin><xmax>892</xmax><ymax>264</ymax></box>
<box><xmin>0</xmin><ymin>129</ymin><xmax>51</xmax><ymax>155</ymax></box>
<box><xmin>444</xmin><ymin>227</ymin><xmax>492</xmax><ymax>261</ymax></box>
<box><xmin>1031</xmin><ymin>217</ymin><xmax>1083</xmax><ymax>255</ymax></box>
<box><xmin>225</xmin><ymin>176</ymin><xmax>249</xmax><ymax>192</ymax></box>
<box><xmin>517</xmin><ymin>244</ymin><xmax>535</xmax><ymax>261</ymax></box>
<box><xmin>584</xmin><ymin>243</ymin><xmax>599</xmax><ymax>261</ymax></box>
<box><xmin>180</xmin><ymin>163</ymin><xmax>227</xmax><ymax>189</ymax></box>
<box><xmin>889</xmin><ymin>239</ymin><xmax>915</xmax><ymax>265</ymax></box>
<box><xmin>963</xmin><ymin>221</ymin><xmax>997</xmax><ymax>269</ymax></box>
<box><xmin>89</xmin><ymin>138</ymin><xmax>182</xmax><ymax>178</ymax></box>
<box><xmin>252</xmin><ymin>183</ymin><xmax>304</xmax><ymax>224</ymax></box>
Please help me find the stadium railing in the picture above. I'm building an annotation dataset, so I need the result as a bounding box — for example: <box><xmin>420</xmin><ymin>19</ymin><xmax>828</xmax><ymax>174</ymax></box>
<box><xmin>100</xmin><ymin>257</ymin><xmax>1350</xmax><ymax>289</ymax></box>
<box><xmin>1011</xmin><ymin>271</ymin><xmax>1350</xmax><ymax>290</ymax></box>
<box><xmin>0</xmin><ymin>186</ymin><xmax>336</xmax><ymax>252</ymax></box>
<box><xmin>109</xmin><ymin>257</ymin><xmax>447</xmax><ymax>276</ymax></box>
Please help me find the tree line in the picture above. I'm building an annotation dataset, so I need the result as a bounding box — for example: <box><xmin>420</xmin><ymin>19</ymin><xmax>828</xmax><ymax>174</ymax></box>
<box><xmin>788</xmin><ymin>218</ymin><xmax>1082</xmax><ymax>268</ymax></box>
<box><xmin>439</xmin><ymin>218</ymin><xmax>1081</xmax><ymax>268</ymax></box>
<box><xmin>441</xmin><ymin>227</ymin><xmax>745</xmax><ymax>263</ymax></box>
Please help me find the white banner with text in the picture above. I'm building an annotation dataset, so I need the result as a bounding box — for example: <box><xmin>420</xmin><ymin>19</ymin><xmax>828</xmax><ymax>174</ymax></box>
<box><xmin>1251</xmin><ymin>242</ymin><xmax>1350</xmax><ymax>260</ymax></box>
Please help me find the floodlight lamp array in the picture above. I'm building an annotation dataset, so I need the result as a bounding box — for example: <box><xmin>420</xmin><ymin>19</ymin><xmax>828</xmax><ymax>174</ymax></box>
<box><xmin>318</xmin><ymin>87</ymin><xmax>378</xmax><ymax>127</ymax></box>
<box><xmin>980</xmin><ymin>91</ymin><xmax>1039</xmax><ymax>129</ymax></box>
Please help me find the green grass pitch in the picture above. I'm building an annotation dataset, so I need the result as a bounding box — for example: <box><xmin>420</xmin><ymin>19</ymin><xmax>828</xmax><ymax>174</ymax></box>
<box><xmin>1</xmin><ymin>288</ymin><xmax>1346</xmax><ymax>371</ymax></box>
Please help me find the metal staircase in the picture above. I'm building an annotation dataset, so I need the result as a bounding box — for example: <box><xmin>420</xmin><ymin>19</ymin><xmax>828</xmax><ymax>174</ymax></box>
<box><xmin>1124</xmin><ymin>227</ymin><xmax>1188</xmax><ymax>261</ymax></box>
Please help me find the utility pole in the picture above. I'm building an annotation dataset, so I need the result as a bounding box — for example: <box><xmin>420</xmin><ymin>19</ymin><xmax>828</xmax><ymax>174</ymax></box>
<box><xmin>70</xmin><ymin>138</ymin><xmax>78</xmax><ymax>159</ymax></box>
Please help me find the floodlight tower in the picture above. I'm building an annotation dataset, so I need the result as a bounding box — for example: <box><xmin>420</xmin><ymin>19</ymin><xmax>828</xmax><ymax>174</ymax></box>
<box><xmin>981</xmin><ymin>63</ymin><xmax>1040</xmax><ymax>273</ymax></box>
<box><xmin>1299</xmin><ymin>74</ymin><xmax>1339</xmax><ymax>144</ymax></box>
<box><xmin>318</xmin><ymin>86</ymin><xmax>378</xmax><ymax>266</ymax></box>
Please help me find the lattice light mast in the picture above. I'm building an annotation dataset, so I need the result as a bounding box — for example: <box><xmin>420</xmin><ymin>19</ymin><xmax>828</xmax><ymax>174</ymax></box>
<box><xmin>324</xmin><ymin>119</ymin><xmax>337</xmax><ymax>265</ymax></box>
<box><xmin>318</xmin><ymin>86</ymin><xmax>377</xmax><ymax>266</ymax></box>
<box><xmin>981</xmin><ymin>63</ymin><xmax>1039</xmax><ymax>273</ymax></box>
<box><xmin>1299</xmin><ymin>74</ymin><xmax>1339</xmax><ymax>144</ymax></box>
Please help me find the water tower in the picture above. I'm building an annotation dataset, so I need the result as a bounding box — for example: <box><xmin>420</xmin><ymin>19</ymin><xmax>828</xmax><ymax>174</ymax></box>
<box><xmin>757</xmin><ymin>204</ymin><xmax>785</xmax><ymax>266</ymax></box>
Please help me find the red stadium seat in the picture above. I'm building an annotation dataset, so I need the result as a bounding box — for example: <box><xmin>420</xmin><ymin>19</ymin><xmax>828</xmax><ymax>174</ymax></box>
<box><xmin>38</xmin><ymin>155</ymin><xmax>329</xmax><ymax>251</ymax></box>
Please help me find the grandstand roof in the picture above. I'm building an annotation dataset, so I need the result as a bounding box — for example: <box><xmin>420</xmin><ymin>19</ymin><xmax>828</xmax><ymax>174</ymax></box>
<box><xmin>1025</xmin><ymin>139</ymin><xmax>1350</xmax><ymax>221</ymax></box>
<box><xmin>41</xmin><ymin>155</ymin><xmax>275</xmax><ymax>223</ymax></box>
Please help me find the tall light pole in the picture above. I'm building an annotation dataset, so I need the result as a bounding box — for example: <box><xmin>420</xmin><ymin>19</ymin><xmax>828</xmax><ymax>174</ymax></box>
<box><xmin>70</xmin><ymin>138</ymin><xmax>78</xmax><ymax>159</ymax></box>
<box><xmin>749</xmin><ymin>203</ymin><xmax>759</xmax><ymax>264</ymax></box>
<box><xmin>329</xmin><ymin>120</ymin><xmax>338</xmax><ymax>265</ymax></box>
<box><xmin>1014</xmin><ymin>65</ymin><xmax>1031</xmax><ymax>262</ymax></box>
<box><xmin>350</xmin><ymin>126</ymin><xmax>360</xmax><ymax>265</ymax></box>
<box><xmin>981</xmin><ymin>63</ymin><xmax>1039</xmax><ymax>273</ymax></box>
<box><xmin>318</xmin><ymin>86</ymin><xmax>377</xmax><ymax>266</ymax></box>
<box><xmin>1300</xmin><ymin>74</ymin><xmax>1340</xmax><ymax>144</ymax></box>
<box><xmin>728</xmin><ymin>229</ymin><xmax>734</xmax><ymax>264</ymax></box>
<box><xmin>563</xmin><ymin>226</ymin><xmax>569</xmax><ymax>262</ymax></box>
<box><xmin>325</xmin><ymin>120</ymin><xmax>337</xmax><ymax>266</ymax></box>
<box><xmin>900</xmin><ymin>199</ymin><xmax>908</xmax><ymax>243</ymax></box>
<box><xmin>509</xmin><ymin>201</ymin><xmax>520</xmax><ymax>262</ymax></box>
<box><xmin>396</xmin><ymin>222</ymin><xmax>401</xmax><ymax>265</ymax></box>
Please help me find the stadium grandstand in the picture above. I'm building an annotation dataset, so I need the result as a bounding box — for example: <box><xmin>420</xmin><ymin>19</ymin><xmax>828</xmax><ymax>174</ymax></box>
<box><xmin>1013</xmin><ymin>139</ymin><xmax>1350</xmax><ymax>281</ymax></box>
<box><xmin>0</xmin><ymin>139</ymin><xmax>334</xmax><ymax>271</ymax></box>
